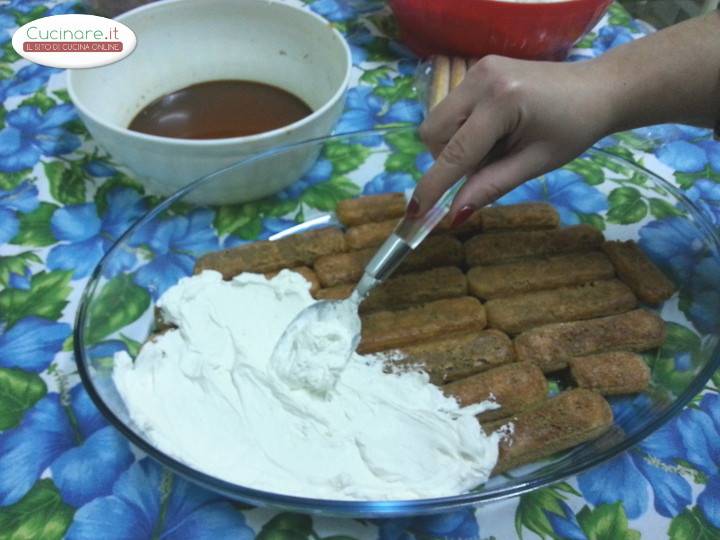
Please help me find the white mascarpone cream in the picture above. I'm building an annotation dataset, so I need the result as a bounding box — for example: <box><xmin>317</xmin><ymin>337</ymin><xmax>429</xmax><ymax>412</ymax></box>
<box><xmin>113</xmin><ymin>269</ymin><xmax>501</xmax><ymax>500</ymax></box>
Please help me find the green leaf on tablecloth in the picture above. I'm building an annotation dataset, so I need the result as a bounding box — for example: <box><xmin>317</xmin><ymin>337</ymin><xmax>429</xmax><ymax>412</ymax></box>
<box><xmin>0</xmin><ymin>270</ymin><xmax>72</xmax><ymax>328</ymax></box>
<box><xmin>0</xmin><ymin>478</ymin><xmax>74</xmax><ymax>540</ymax></box>
<box><xmin>674</xmin><ymin>172</ymin><xmax>700</xmax><ymax>190</ymax></box>
<box><xmin>563</xmin><ymin>159</ymin><xmax>605</xmax><ymax>186</ymax></box>
<box><xmin>712</xmin><ymin>368</ymin><xmax>720</xmax><ymax>389</ymax></box>
<box><xmin>53</xmin><ymin>89</ymin><xmax>71</xmax><ymax>103</ymax></box>
<box><xmin>649</xmin><ymin>198</ymin><xmax>685</xmax><ymax>219</ymax></box>
<box><xmin>0</xmin><ymin>368</ymin><xmax>47</xmax><ymax>430</ymax></box>
<box><xmin>607</xmin><ymin>3</ymin><xmax>633</xmax><ymax>27</ymax></box>
<box><xmin>373</xmin><ymin>76</ymin><xmax>417</xmax><ymax>104</ymax></box>
<box><xmin>214</xmin><ymin>203</ymin><xmax>263</xmax><ymax>240</ymax></box>
<box><xmin>591</xmin><ymin>153</ymin><xmax>633</xmax><ymax>177</ymax></box>
<box><xmin>576</xmin><ymin>503</ymin><xmax>640</xmax><ymax>540</ymax></box>
<box><xmin>44</xmin><ymin>161</ymin><xmax>87</xmax><ymax>205</ymax></box>
<box><xmin>64</xmin><ymin>118</ymin><xmax>90</xmax><ymax>137</ymax></box>
<box><xmin>577</xmin><ymin>213</ymin><xmax>606</xmax><ymax>231</ymax></box>
<box><xmin>605</xmin><ymin>144</ymin><xmax>640</xmax><ymax>163</ymax></box>
<box><xmin>86</xmin><ymin>274</ymin><xmax>150</xmax><ymax>343</ymax></box>
<box><xmin>651</xmin><ymin>323</ymin><xmax>705</xmax><ymax>394</ymax></box>
<box><xmin>360</xmin><ymin>66</ymin><xmax>393</xmax><ymax>85</ymax></box>
<box><xmin>12</xmin><ymin>202</ymin><xmax>59</xmax><ymax>247</ymax></box>
<box><xmin>515</xmin><ymin>482</ymin><xmax>575</xmax><ymax>539</ymax></box>
<box><xmin>364</xmin><ymin>36</ymin><xmax>394</xmax><ymax>63</ymax></box>
<box><xmin>385</xmin><ymin>152</ymin><xmax>421</xmax><ymax>179</ymax></box>
<box><xmin>20</xmin><ymin>90</ymin><xmax>57</xmax><ymax>113</ymax></box>
<box><xmin>15</xmin><ymin>5</ymin><xmax>49</xmax><ymax>26</ymax></box>
<box><xmin>575</xmin><ymin>32</ymin><xmax>596</xmax><ymax>49</ymax></box>
<box><xmin>256</xmin><ymin>197</ymin><xmax>300</xmax><ymax>219</ymax></box>
<box><xmin>669</xmin><ymin>507</ymin><xmax>720</xmax><ymax>540</ymax></box>
<box><xmin>367</xmin><ymin>13</ymin><xmax>399</xmax><ymax>39</ymax></box>
<box><xmin>257</xmin><ymin>512</ymin><xmax>313</xmax><ymax>540</ymax></box>
<box><xmin>385</xmin><ymin>130</ymin><xmax>425</xmax><ymax>155</ymax></box>
<box><xmin>663</xmin><ymin>322</ymin><xmax>702</xmax><ymax>354</ymax></box>
<box><xmin>607</xmin><ymin>187</ymin><xmax>647</xmax><ymax>224</ymax></box>
<box><xmin>0</xmin><ymin>64</ymin><xmax>13</xmax><ymax>80</ymax></box>
<box><xmin>95</xmin><ymin>174</ymin><xmax>145</xmax><ymax>214</ymax></box>
<box><xmin>612</xmin><ymin>133</ymin><xmax>657</xmax><ymax>153</ymax></box>
<box><xmin>0</xmin><ymin>251</ymin><xmax>41</xmax><ymax>287</ymax></box>
<box><xmin>0</xmin><ymin>170</ymin><xmax>33</xmax><ymax>191</ymax></box>
<box><xmin>2</xmin><ymin>41</ymin><xmax>21</xmax><ymax>63</ymax></box>
<box><xmin>324</xmin><ymin>141</ymin><xmax>370</xmax><ymax>175</ymax></box>
<box><xmin>301</xmin><ymin>175</ymin><xmax>360</xmax><ymax>211</ymax></box>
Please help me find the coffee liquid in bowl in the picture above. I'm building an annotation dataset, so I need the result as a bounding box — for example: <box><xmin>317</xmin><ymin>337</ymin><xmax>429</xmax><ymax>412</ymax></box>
<box><xmin>128</xmin><ymin>80</ymin><xmax>312</xmax><ymax>139</ymax></box>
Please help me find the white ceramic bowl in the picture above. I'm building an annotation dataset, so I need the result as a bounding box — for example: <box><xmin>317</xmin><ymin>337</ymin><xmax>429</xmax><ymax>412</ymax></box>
<box><xmin>67</xmin><ymin>0</ymin><xmax>351</xmax><ymax>204</ymax></box>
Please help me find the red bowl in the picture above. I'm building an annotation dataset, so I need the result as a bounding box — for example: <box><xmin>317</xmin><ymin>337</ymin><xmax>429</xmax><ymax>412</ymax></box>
<box><xmin>389</xmin><ymin>0</ymin><xmax>613</xmax><ymax>61</ymax></box>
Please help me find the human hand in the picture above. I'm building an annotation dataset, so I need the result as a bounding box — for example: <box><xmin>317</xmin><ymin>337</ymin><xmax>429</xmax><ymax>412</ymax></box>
<box><xmin>409</xmin><ymin>55</ymin><xmax>612</xmax><ymax>226</ymax></box>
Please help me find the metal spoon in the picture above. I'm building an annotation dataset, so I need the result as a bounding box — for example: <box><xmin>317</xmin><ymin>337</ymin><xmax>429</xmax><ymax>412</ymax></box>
<box><xmin>271</xmin><ymin>178</ymin><xmax>465</xmax><ymax>363</ymax></box>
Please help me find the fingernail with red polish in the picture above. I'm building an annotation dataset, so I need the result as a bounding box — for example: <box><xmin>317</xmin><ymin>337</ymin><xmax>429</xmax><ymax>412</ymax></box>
<box><xmin>406</xmin><ymin>197</ymin><xmax>420</xmax><ymax>218</ymax></box>
<box><xmin>451</xmin><ymin>206</ymin><xmax>475</xmax><ymax>229</ymax></box>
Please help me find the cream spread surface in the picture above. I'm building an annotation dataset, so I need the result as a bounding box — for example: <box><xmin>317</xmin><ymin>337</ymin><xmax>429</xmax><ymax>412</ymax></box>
<box><xmin>113</xmin><ymin>270</ymin><xmax>501</xmax><ymax>500</ymax></box>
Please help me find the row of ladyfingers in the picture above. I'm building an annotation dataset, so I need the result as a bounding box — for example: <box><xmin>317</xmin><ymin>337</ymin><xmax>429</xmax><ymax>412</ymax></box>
<box><xmin>188</xmin><ymin>195</ymin><xmax>674</xmax><ymax>475</ymax></box>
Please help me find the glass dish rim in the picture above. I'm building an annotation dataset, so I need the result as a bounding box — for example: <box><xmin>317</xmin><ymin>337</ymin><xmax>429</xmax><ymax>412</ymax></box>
<box><xmin>73</xmin><ymin>126</ymin><xmax>720</xmax><ymax>517</ymax></box>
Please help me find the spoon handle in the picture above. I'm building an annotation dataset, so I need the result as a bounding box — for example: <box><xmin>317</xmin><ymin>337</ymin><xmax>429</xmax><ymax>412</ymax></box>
<box><xmin>357</xmin><ymin>177</ymin><xmax>465</xmax><ymax>295</ymax></box>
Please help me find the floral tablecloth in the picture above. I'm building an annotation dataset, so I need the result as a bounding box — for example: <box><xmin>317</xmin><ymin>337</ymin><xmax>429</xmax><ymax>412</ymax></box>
<box><xmin>1</xmin><ymin>0</ymin><xmax>719</xmax><ymax>538</ymax></box>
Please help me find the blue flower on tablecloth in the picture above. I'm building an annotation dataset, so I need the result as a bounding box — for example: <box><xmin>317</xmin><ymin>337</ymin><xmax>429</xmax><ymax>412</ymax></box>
<box><xmin>0</xmin><ymin>13</ymin><xmax>15</xmax><ymax>60</ymax></box>
<box><xmin>346</xmin><ymin>26</ymin><xmax>372</xmax><ymax>65</ymax></box>
<box><xmin>637</xmin><ymin>393</ymin><xmax>720</xmax><ymax>528</ymax></box>
<box><xmin>0</xmin><ymin>384</ymin><xmax>134</xmax><ymax>507</ymax></box>
<box><xmin>638</xmin><ymin>217</ymin><xmax>707</xmax><ymax>283</ymax></box>
<box><xmin>685</xmin><ymin>179</ymin><xmax>720</xmax><ymax>225</ymax></box>
<box><xmin>632</xmin><ymin>124</ymin><xmax>711</xmax><ymax>146</ymax></box>
<box><xmin>592</xmin><ymin>25</ymin><xmax>634</xmax><ymax>55</ymax></box>
<box><xmin>278</xmin><ymin>158</ymin><xmax>332</xmax><ymax>200</ymax></box>
<box><xmin>498</xmin><ymin>169</ymin><xmax>607</xmax><ymax>225</ymax></box>
<box><xmin>66</xmin><ymin>458</ymin><xmax>254</xmax><ymax>540</ymax></box>
<box><xmin>336</xmin><ymin>86</ymin><xmax>423</xmax><ymax>146</ymax></box>
<box><xmin>309</xmin><ymin>0</ymin><xmax>382</xmax><ymax>22</ymax></box>
<box><xmin>84</xmin><ymin>160</ymin><xmax>118</xmax><ymax>177</ymax></box>
<box><xmin>655</xmin><ymin>139</ymin><xmax>720</xmax><ymax>174</ymax></box>
<box><xmin>686</xmin><ymin>255</ymin><xmax>720</xmax><ymax>333</ymax></box>
<box><xmin>0</xmin><ymin>105</ymin><xmax>81</xmax><ymax>173</ymax></box>
<box><xmin>2</xmin><ymin>0</ymin><xmax>46</xmax><ymax>14</ymax></box>
<box><xmin>47</xmin><ymin>1</ymin><xmax>79</xmax><ymax>15</ymax></box>
<box><xmin>8</xmin><ymin>266</ymin><xmax>31</xmax><ymax>289</ymax></box>
<box><xmin>47</xmin><ymin>187</ymin><xmax>147</xmax><ymax>279</ymax></box>
<box><xmin>131</xmin><ymin>208</ymin><xmax>219</xmax><ymax>299</ymax></box>
<box><xmin>258</xmin><ymin>217</ymin><xmax>296</xmax><ymax>240</ymax></box>
<box><xmin>376</xmin><ymin>508</ymin><xmax>479</xmax><ymax>540</ymax></box>
<box><xmin>363</xmin><ymin>171</ymin><xmax>415</xmax><ymax>195</ymax></box>
<box><xmin>578</xmin><ymin>428</ymin><xmax>693</xmax><ymax>519</ymax></box>
<box><xmin>415</xmin><ymin>152</ymin><xmax>433</xmax><ymax>174</ymax></box>
<box><xmin>0</xmin><ymin>180</ymin><xmax>39</xmax><ymax>244</ymax></box>
<box><xmin>545</xmin><ymin>499</ymin><xmax>587</xmax><ymax>540</ymax></box>
<box><xmin>0</xmin><ymin>316</ymin><xmax>70</xmax><ymax>372</ymax></box>
<box><xmin>0</xmin><ymin>64</ymin><xmax>62</xmax><ymax>103</ymax></box>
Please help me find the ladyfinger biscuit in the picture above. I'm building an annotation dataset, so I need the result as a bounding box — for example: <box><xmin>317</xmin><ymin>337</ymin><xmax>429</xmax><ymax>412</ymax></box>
<box><xmin>265</xmin><ymin>267</ymin><xmax>320</xmax><ymax>295</ymax></box>
<box><xmin>358</xmin><ymin>297</ymin><xmax>486</xmax><ymax>353</ymax></box>
<box><xmin>429</xmin><ymin>55</ymin><xmax>450</xmax><ymax>110</ymax></box>
<box><xmin>336</xmin><ymin>193</ymin><xmax>407</xmax><ymax>227</ymax></box>
<box><xmin>314</xmin><ymin>235</ymin><xmax>463</xmax><ymax>287</ymax></box>
<box><xmin>477</xmin><ymin>203</ymin><xmax>560</xmax><ymax>232</ymax></box>
<box><xmin>450</xmin><ymin>57</ymin><xmax>467</xmax><ymax>90</ymax></box>
<box><xmin>486</xmin><ymin>389</ymin><xmax>613</xmax><ymax>475</ymax></box>
<box><xmin>569</xmin><ymin>352</ymin><xmax>650</xmax><ymax>395</ymax></box>
<box><xmin>387</xmin><ymin>330</ymin><xmax>515</xmax><ymax>384</ymax></box>
<box><xmin>485</xmin><ymin>280</ymin><xmax>637</xmax><ymax>334</ymax></box>
<box><xmin>443</xmin><ymin>362</ymin><xmax>548</xmax><ymax>421</ymax></box>
<box><xmin>465</xmin><ymin>224</ymin><xmax>603</xmax><ymax>266</ymax></box>
<box><xmin>514</xmin><ymin>309</ymin><xmax>666</xmax><ymax>372</ymax></box>
<box><xmin>468</xmin><ymin>252</ymin><xmax>615</xmax><ymax>300</ymax></box>
<box><xmin>195</xmin><ymin>227</ymin><xmax>346</xmax><ymax>277</ymax></box>
<box><xmin>315</xmin><ymin>267</ymin><xmax>467</xmax><ymax>313</ymax></box>
<box><xmin>345</xmin><ymin>219</ymin><xmax>397</xmax><ymax>250</ymax></box>
<box><xmin>602</xmin><ymin>240</ymin><xmax>675</xmax><ymax>305</ymax></box>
